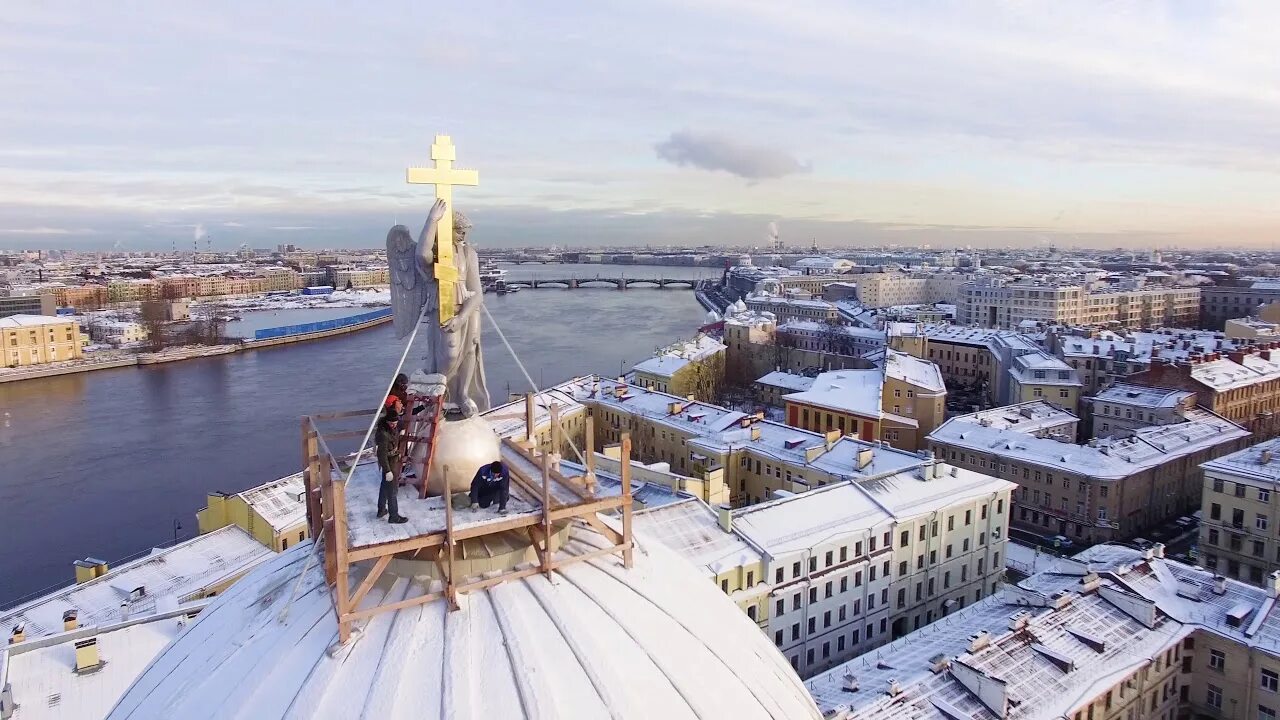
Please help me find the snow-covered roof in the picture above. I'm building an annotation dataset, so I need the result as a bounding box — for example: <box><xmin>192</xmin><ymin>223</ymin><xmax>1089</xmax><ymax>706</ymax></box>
<box><xmin>754</xmin><ymin>371</ymin><xmax>816</xmax><ymax>393</ymax></box>
<box><xmin>929</xmin><ymin>408</ymin><xmax>1249</xmax><ymax>480</ymax></box>
<box><xmin>1</xmin><ymin>604</ymin><xmax>206</xmax><ymax>720</ymax></box>
<box><xmin>107</xmin><ymin>530</ymin><xmax>821</xmax><ymax>719</ymax></box>
<box><xmin>883</xmin><ymin>349</ymin><xmax>945</xmax><ymax>393</ymax></box>
<box><xmin>232</xmin><ymin>472</ymin><xmax>307</xmax><ymax>531</ymax></box>
<box><xmin>730</xmin><ymin>465</ymin><xmax>1014</xmax><ymax>556</ymax></box>
<box><xmin>633</xmin><ymin>498</ymin><xmax>764</xmax><ymax>576</ymax></box>
<box><xmin>1192</xmin><ymin>354</ymin><xmax>1280</xmax><ymax>391</ymax></box>
<box><xmin>1092</xmin><ymin>383</ymin><xmax>1194</xmax><ymax>409</ymax></box>
<box><xmin>0</xmin><ymin>314</ymin><xmax>75</xmax><ymax>328</ymax></box>
<box><xmin>950</xmin><ymin>401</ymin><xmax>1077</xmax><ymax>435</ymax></box>
<box><xmin>1201</xmin><ymin>437</ymin><xmax>1280</xmax><ymax>487</ymax></box>
<box><xmin>0</xmin><ymin>526</ymin><xmax>270</xmax><ymax>642</ymax></box>
<box><xmin>922</xmin><ymin>324</ymin><xmax>1001</xmax><ymax>347</ymax></box>
<box><xmin>574</xmin><ymin>377</ymin><xmax>926</xmax><ymax>480</ymax></box>
<box><xmin>806</xmin><ymin>545</ymin><xmax>1201</xmax><ymax>720</ymax></box>
<box><xmin>783</xmin><ymin>369</ymin><xmax>884</xmax><ymax>418</ymax></box>
<box><xmin>633</xmin><ymin>354</ymin><xmax>691</xmax><ymax>378</ymax></box>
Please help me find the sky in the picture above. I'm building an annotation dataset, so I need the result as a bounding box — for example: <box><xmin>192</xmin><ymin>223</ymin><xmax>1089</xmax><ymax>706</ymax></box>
<box><xmin>2</xmin><ymin>1</ymin><xmax>1279</xmax><ymax>251</ymax></box>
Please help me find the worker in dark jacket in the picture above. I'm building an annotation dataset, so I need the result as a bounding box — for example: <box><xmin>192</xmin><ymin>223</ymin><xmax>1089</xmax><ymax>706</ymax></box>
<box><xmin>375</xmin><ymin>408</ymin><xmax>408</xmax><ymax>524</ymax></box>
<box><xmin>469</xmin><ymin>460</ymin><xmax>510</xmax><ymax>513</ymax></box>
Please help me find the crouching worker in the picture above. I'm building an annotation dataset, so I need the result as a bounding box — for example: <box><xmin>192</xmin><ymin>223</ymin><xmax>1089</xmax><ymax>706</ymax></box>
<box><xmin>469</xmin><ymin>460</ymin><xmax>510</xmax><ymax>513</ymax></box>
<box><xmin>375</xmin><ymin>408</ymin><xmax>409</xmax><ymax>524</ymax></box>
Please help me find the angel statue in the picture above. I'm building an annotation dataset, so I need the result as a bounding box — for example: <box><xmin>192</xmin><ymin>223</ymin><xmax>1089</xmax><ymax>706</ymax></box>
<box><xmin>386</xmin><ymin>198</ymin><xmax>489</xmax><ymax>417</ymax></box>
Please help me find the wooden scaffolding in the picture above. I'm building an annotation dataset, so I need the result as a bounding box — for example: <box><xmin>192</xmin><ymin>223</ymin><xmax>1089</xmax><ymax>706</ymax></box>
<box><xmin>300</xmin><ymin>398</ymin><xmax>633</xmax><ymax>644</ymax></box>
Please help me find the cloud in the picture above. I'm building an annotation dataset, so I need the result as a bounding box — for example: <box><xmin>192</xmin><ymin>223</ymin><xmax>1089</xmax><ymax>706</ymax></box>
<box><xmin>0</xmin><ymin>226</ymin><xmax>79</xmax><ymax>235</ymax></box>
<box><xmin>654</xmin><ymin>130</ymin><xmax>809</xmax><ymax>180</ymax></box>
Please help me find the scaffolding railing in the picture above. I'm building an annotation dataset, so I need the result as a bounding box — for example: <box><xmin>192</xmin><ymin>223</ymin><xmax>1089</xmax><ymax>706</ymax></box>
<box><xmin>300</xmin><ymin>398</ymin><xmax>633</xmax><ymax>644</ymax></box>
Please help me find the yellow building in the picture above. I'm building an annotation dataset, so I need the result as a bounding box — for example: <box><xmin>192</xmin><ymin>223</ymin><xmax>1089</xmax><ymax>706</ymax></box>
<box><xmin>780</xmin><ymin>350</ymin><xmax>945</xmax><ymax>451</ymax></box>
<box><xmin>1</xmin><ymin>314</ymin><xmax>83</xmax><ymax>367</ymax></box>
<box><xmin>632</xmin><ymin>334</ymin><xmax>726</xmax><ymax>402</ymax></box>
<box><xmin>197</xmin><ymin>473</ymin><xmax>309</xmax><ymax>551</ymax></box>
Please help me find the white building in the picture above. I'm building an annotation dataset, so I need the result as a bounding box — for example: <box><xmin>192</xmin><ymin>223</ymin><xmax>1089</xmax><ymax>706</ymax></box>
<box><xmin>1090</xmin><ymin>382</ymin><xmax>1196</xmax><ymax>438</ymax></box>
<box><xmin>805</xmin><ymin>543</ymin><xmax>1280</xmax><ymax>720</ymax></box>
<box><xmin>726</xmin><ymin>463</ymin><xmax>1014</xmax><ymax>678</ymax></box>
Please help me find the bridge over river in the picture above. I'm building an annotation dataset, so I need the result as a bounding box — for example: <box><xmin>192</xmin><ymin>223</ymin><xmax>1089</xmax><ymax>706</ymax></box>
<box><xmin>503</xmin><ymin>276</ymin><xmax>696</xmax><ymax>289</ymax></box>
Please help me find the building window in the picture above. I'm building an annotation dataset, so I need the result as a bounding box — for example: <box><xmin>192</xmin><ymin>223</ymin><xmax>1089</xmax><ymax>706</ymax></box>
<box><xmin>1260</xmin><ymin>515</ymin><xmax>1271</xmax><ymax>532</ymax></box>
<box><xmin>1263</xmin><ymin>669</ymin><xmax>1279</xmax><ymax>693</ymax></box>
<box><xmin>1207</xmin><ymin>685</ymin><xmax>1223</xmax><ymax>709</ymax></box>
<box><xmin>1263</xmin><ymin>489</ymin><xmax>1273</xmax><ymax>503</ymax></box>
<box><xmin>1261</xmin><ymin>705</ymin><xmax>1277</xmax><ymax>720</ymax></box>
<box><xmin>1210</xmin><ymin>649</ymin><xmax>1226</xmax><ymax>671</ymax></box>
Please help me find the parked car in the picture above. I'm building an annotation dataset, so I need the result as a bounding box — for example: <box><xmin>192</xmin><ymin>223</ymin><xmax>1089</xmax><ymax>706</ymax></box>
<box><xmin>1049</xmin><ymin>535</ymin><xmax>1074</xmax><ymax>549</ymax></box>
<box><xmin>1176</xmin><ymin>516</ymin><xmax>1196</xmax><ymax>528</ymax></box>
<box><xmin>1132</xmin><ymin>537</ymin><xmax>1153</xmax><ymax>550</ymax></box>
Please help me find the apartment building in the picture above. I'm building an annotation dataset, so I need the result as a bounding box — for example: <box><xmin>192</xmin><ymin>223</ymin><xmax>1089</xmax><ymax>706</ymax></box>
<box><xmin>781</xmin><ymin>351</ymin><xmax>946</xmax><ymax>451</ymax></box>
<box><xmin>0</xmin><ymin>293</ymin><xmax>53</xmax><ymax>318</ymax></box>
<box><xmin>777</xmin><ymin>320</ymin><xmax>887</xmax><ymax>358</ymax></box>
<box><xmin>197</xmin><ymin>473</ymin><xmax>309</xmax><ymax>552</ymax></box>
<box><xmin>923</xmin><ymin>325</ymin><xmax>1000</xmax><ymax>387</ymax></box>
<box><xmin>330</xmin><ymin>266</ymin><xmax>390</xmax><ymax>288</ymax></box>
<box><xmin>639</xmin><ymin>464</ymin><xmax>1013</xmax><ymax>679</ymax></box>
<box><xmin>1047</xmin><ymin>327</ymin><xmax>1242</xmax><ymax>395</ymax></box>
<box><xmin>1200</xmin><ymin>438</ymin><xmax>1280</xmax><ymax>586</ymax></box>
<box><xmin>849</xmin><ymin>272</ymin><xmax>967</xmax><ymax>309</ymax></box>
<box><xmin>960</xmin><ymin>279</ymin><xmax>1200</xmax><ymax>330</ymax></box>
<box><xmin>929</xmin><ymin>406</ymin><xmax>1250</xmax><ymax>542</ymax></box>
<box><xmin>583</xmin><ymin>377</ymin><xmax>931</xmax><ymax>507</ymax></box>
<box><xmin>1</xmin><ymin>314</ymin><xmax>83</xmax><ymax>366</ymax></box>
<box><xmin>631</xmin><ymin>334</ymin><xmax>726</xmax><ymax>401</ymax></box>
<box><xmin>743</xmin><ymin>293</ymin><xmax>842</xmax><ymax>323</ymax></box>
<box><xmin>1090</xmin><ymin>383</ymin><xmax>1196</xmax><ymax>438</ymax></box>
<box><xmin>1128</xmin><ymin>346</ymin><xmax>1280</xmax><ymax>440</ymax></box>
<box><xmin>1201</xmin><ymin>283</ymin><xmax>1280</xmax><ymax>330</ymax></box>
<box><xmin>723</xmin><ymin>311</ymin><xmax>876</xmax><ymax>384</ymax></box>
<box><xmin>806</xmin><ymin>543</ymin><xmax>1280</xmax><ymax>720</ymax></box>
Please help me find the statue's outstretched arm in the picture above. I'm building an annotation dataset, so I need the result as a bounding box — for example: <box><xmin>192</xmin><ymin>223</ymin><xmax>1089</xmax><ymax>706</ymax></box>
<box><xmin>418</xmin><ymin>198</ymin><xmax>447</xmax><ymax>269</ymax></box>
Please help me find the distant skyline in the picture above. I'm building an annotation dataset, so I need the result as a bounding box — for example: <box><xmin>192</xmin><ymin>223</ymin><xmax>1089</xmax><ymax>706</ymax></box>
<box><xmin>2</xmin><ymin>2</ymin><xmax>1279</xmax><ymax>250</ymax></box>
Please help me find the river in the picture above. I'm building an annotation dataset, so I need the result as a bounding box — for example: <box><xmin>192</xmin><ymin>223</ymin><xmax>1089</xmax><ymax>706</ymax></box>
<box><xmin>0</xmin><ymin>264</ymin><xmax>712</xmax><ymax>605</ymax></box>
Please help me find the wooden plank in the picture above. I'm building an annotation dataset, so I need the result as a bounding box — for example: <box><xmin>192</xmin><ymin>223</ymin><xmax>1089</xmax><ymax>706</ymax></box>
<box><xmin>621</xmin><ymin>432</ymin><xmax>634</xmax><ymax>569</ymax></box>
<box><xmin>584</xmin><ymin>413</ymin><xmax>597</xmax><ymax>495</ymax></box>
<box><xmin>582</xmin><ymin>513</ymin><xmax>624</xmax><ymax>545</ymax></box>
<box><xmin>550</xmin><ymin>403</ymin><xmax>562</xmax><ymax>464</ymax></box>
<box><xmin>547</xmin><ymin>496</ymin><xmax>627</xmax><ymax>521</ymax></box>
<box><xmin>333</xmin><ymin>473</ymin><xmax>352</xmax><ymax>643</ymax></box>
<box><xmin>320</xmin><ymin>459</ymin><xmax>337</xmax><ymax>585</ymax></box>
<box><xmin>348</xmin><ymin>554</ymin><xmax>391</xmax><ymax>611</ymax></box>
<box><xmin>548</xmin><ymin>541</ymin><xmax>632</xmax><ymax>572</ymax></box>
<box><xmin>455</xmin><ymin>564</ymin><xmax>543</xmax><ymax>595</ymax></box>
<box><xmin>342</xmin><ymin>589</ymin><xmax>446</xmax><ymax>623</ymax></box>
<box><xmin>311</xmin><ymin>408</ymin><xmax>380</xmax><ymax>421</ymax></box>
<box><xmin>502</xmin><ymin>437</ymin><xmax>586</xmax><ymax>500</ymax></box>
<box><xmin>540</xmin><ymin>447</ymin><xmax>554</xmax><ymax>577</ymax></box>
<box><xmin>347</xmin><ymin>533</ymin><xmax>445</xmax><ymax>562</ymax></box>
<box><xmin>525</xmin><ymin>392</ymin><xmax>536</xmax><ymax>441</ymax></box>
<box><xmin>443</xmin><ymin>465</ymin><xmax>458</xmax><ymax>611</ymax></box>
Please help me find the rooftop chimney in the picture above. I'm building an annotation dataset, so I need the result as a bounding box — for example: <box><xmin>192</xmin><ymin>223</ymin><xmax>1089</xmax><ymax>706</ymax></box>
<box><xmin>717</xmin><ymin>503</ymin><xmax>733</xmax><ymax>533</ymax></box>
<box><xmin>857</xmin><ymin>448</ymin><xmax>874</xmax><ymax>470</ymax></box>
<box><xmin>887</xmin><ymin>678</ymin><xmax>902</xmax><ymax>697</ymax></box>
<box><xmin>63</xmin><ymin>609</ymin><xmax>78</xmax><ymax>632</ymax></box>
<box><xmin>1213</xmin><ymin>575</ymin><xmax>1228</xmax><ymax>595</ymax></box>
<box><xmin>1270</xmin><ymin>570</ymin><xmax>1280</xmax><ymax>599</ymax></box>
<box><xmin>74</xmin><ymin>637</ymin><xmax>102</xmax><ymax>673</ymax></box>
<box><xmin>8</xmin><ymin>624</ymin><xmax>25</xmax><ymax>645</ymax></box>
<box><xmin>843</xmin><ymin>672</ymin><xmax>859</xmax><ymax>692</ymax></box>
<box><xmin>1263</xmin><ymin>450</ymin><xmax>1273</xmax><ymax>465</ymax></box>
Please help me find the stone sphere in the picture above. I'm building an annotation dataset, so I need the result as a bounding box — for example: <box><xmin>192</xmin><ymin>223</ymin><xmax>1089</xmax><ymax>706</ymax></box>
<box><xmin>410</xmin><ymin>413</ymin><xmax>500</xmax><ymax>496</ymax></box>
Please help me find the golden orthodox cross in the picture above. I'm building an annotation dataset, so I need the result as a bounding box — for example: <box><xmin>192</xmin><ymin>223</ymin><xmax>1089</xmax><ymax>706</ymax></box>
<box><xmin>406</xmin><ymin>135</ymin><xmax>479</xmax><ymax>324</ymax></box>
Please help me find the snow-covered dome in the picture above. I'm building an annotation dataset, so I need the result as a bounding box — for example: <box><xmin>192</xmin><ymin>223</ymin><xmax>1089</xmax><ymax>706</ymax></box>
<box><xmin>109</xmin><ymin>524</ymin><xmax>819</xmax><ymax>719</ymax></box>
